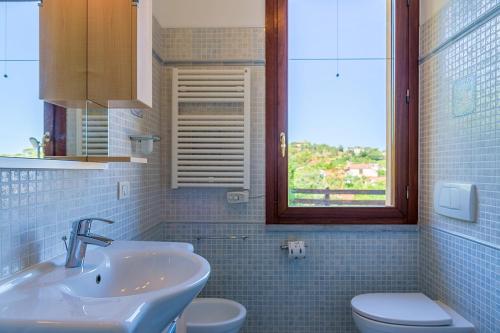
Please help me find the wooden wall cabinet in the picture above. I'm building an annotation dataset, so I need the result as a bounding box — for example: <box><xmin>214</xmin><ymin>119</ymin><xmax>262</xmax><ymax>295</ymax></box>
<box><xmin>39</xmin><ymin>0</ymin><xmax>88</xmax><ymax>108</ymax></box>
<box><xmin>88</xmin><ymin>0</ymin><xmax>152</xmax><ymax>109</ymax></box>
<box><xmin>40</xmin><ymin>0</ymin><xmax>152</xmax><ymax>109</ymax></box>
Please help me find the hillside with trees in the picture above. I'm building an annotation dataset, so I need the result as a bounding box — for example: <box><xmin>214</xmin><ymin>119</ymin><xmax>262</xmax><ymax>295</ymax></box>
<box><xmin>288</xmin><ymin>142</ymin><xmax>387</xmax><ymax>206</ymax></box>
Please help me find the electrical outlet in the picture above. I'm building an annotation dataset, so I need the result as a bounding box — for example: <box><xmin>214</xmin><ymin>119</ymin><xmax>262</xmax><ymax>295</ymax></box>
<box><xmin>118</xmin><ymin>181</ymin><xmax>130</xmax><ymax>200</ymax></box>
<box><xmin>227</xmin><ymin>191</ymin><xmax>249</xmax><ymax>204</ymax></box>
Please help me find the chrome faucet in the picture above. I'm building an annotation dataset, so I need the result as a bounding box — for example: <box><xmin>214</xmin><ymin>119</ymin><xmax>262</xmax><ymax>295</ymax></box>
<box><xmin>65</xmin><ymin>218</ymin><xmax>114</xmax><ymax>268</ymax></box>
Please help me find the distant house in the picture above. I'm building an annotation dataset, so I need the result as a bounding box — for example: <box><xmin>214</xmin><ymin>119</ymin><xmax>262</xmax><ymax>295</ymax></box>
<box><xmin>346</xmin><ymin>163</ymin><xmax>380</xmax><ymax>178</ymax></box>
<box><xmin>351</xmin><ymin>147</ymin><xmax>364</xmax><ymax>156</ymax></box>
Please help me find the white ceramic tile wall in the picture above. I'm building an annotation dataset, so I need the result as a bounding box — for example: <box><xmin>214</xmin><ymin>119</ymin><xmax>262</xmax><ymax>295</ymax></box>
<box><xmin>419</xmin><ymin>1</ymin><xmax>500</xmax><ymax>245</ymax></box>
<box><xmin>419</xmin><ymin>0</ymin><xmax>500</xmax><ymax>58</ymax></box>
<box><xmin>419</xmin><ymin>1</ymin><xmax>500</xmax><ymax>332</ymax></box>
<box><xmin>163</xmin><ymin>222</ymin><xmax>418</xmax><ymax>333</ymax></box>
<box><xmin>162</xmin><ymin>28</ymin><xmax>265</xmax><ymax>62</ymax></box>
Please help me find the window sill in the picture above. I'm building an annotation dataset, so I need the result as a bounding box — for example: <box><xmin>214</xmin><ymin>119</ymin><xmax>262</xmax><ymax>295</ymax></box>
<box><xmin>265</xmin><ymin>224</ymin><xmax>419</xmax><ymax>233</ymax></box>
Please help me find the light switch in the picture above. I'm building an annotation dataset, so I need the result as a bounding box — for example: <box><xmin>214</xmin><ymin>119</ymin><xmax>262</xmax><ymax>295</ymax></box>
<box><xmin>118</xmin><ymin>181</ymin><xmax>130</xmax><ymax>200</ymax></box>
<box><xmin>434</xmin><ymin>182</ymin><xmax>477</xmax><ymax>222</ymax></box>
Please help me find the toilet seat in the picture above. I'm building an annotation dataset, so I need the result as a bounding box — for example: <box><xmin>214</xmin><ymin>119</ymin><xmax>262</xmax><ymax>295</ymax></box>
<box><xmin>351</xmin><ymin>293</ymin><xmax>452</xmax><ymax>326</ymax></box>
<box><xmin>351</xmin><ymin>293</ymin><xmax>475</xmax><ymax>333</ymax></box>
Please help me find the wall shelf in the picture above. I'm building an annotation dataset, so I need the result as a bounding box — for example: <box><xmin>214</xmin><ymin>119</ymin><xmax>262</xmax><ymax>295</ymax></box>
<box><xmin>87</xmin><ymin>156</ymin><xmax>148</xmax><ymax>164</ymax></box>
<box><xmin>0</xmin><ymin>157</ymin><xmax>108</xmax><ymax>170</ymax></box>
<box><xmin>0</xmin><ymin>156</ymin><xmax>147</xmax><ymax>170</ymax></box>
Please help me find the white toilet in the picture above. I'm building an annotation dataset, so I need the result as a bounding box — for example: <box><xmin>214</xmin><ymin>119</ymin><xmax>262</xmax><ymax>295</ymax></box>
<box><xmin>176</xmin><ymin>298</ymin><xmax>247</xmax><ymax>333</ymax></box>
<box><xmin>351</xmin><ymin>293</ymin><xmax>475</xmax><ymax>333</ymax></box>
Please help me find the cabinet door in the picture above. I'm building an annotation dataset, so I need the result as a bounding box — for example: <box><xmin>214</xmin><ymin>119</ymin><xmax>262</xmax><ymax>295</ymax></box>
<box><xmin>39</xmin><ymin>0</ymin><xmax>87</xmax><ymax>108</ymax></box>
<box><xmin>88</xmin><ymin>0</ymin><xmax>152</xmax><ymax>109</ymax></box>
<box><xmin>87</xmin><ymin>0</ymin><xmax>133</xmax><ymax>107</ymax></box>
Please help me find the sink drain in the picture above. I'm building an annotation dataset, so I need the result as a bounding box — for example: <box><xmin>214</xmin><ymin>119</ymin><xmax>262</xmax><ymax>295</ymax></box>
<box><xmin>96</xmin><ymin>274</ymin><xmax>102</xmax><ymax>284</ymax></box>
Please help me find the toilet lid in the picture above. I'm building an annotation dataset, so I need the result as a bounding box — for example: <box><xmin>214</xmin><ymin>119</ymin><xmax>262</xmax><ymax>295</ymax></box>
<box><xmin>351</xmin><ymin>293</ymin><xmax>453</xmax><ymax>326</ymax></box>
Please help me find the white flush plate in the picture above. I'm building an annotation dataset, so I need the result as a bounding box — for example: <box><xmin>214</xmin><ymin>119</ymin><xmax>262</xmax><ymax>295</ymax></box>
<box><xmin>434</xmin><ymin>182</ymin><xmax>477</xmax><ymax>222</ymax></box>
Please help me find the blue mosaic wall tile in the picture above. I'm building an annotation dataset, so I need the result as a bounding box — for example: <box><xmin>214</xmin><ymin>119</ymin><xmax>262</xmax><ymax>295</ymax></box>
<box><xmin>163</xmin><ymin>222</ymin><xmax>419</xmax><ymax>333</ymax></box>
<box><xmin>420</xmin><ymin>227</ymin><xmax>499</xmax><ymax>333</ymax></box>
<box><xmin>419</xmin><ymin>2</ymin><xmax>500</xmax><ymax>333</ymax></box>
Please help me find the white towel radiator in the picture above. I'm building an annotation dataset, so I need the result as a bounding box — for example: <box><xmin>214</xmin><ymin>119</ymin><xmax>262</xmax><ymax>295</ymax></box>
<box><xmin>171</xmin><ymin>68</ymin><xmax>251</xmax><ymax>189</ymax></box>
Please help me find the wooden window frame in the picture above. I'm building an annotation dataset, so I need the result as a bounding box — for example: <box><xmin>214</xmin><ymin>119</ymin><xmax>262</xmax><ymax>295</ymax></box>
<box><xmin>265</xmin><ymin>0</ymin><xmax>419</xmax><ymax>225</ymax></box>
<box><xmin>44</xmin><ymin>102</ymin><xmax>67</xmax><ymax>157</ymax></box>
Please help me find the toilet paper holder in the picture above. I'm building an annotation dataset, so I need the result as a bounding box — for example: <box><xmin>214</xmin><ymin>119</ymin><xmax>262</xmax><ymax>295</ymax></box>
<box><xmin>280</xmin><ymin>241</ymin><xmax>308</xmax><ymax>250</ymax></box>
<box><xmin>282</xmin><ymin>240</ymin><xmax>307</xmax><ymax>260</ymax></box>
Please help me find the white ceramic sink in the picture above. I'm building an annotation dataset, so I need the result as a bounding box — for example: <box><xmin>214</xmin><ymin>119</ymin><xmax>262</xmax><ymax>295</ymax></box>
<box><xmin>0</xmin><ymin>241</ymin><xmax>210</xmax><ymax>333</ymax></box>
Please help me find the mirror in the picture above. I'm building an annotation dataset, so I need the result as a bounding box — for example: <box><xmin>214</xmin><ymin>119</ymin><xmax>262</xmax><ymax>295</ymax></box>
<box><xmin>52</xmin><ymin>101</ymin><xmax>109</xmax><ymax>159</ymax></box>
<box><xmin>78</xmin><ymin>101</ymin><xmax>109</xmax><ymax>158</ymax></box>
<box><xmin>0</xmin><ymin>1</ymin><xmax>109</xmax><ymax>161</ymax></box>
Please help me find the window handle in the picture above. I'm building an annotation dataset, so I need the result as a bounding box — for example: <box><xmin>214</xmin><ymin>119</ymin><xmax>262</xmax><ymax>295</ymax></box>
<box><xmin>280</xmin><ymin>132</ymin><xmax>287</xmax><ymax>158</ymax></box>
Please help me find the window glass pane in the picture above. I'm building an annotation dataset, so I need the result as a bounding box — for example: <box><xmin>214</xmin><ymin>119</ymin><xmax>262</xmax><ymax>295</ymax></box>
<box><xmin>337</xmin><ymin>0</ymin><xmax>390</xmax><ymax>58</ymax></box>
<box><xmin>288</xmin><ymin>0</ymin><xmax>393</xmax><ymax>207</ymax></box>
<box><xmin>288</xmin><ymin>0</ymin><xmax>339</xmax><ymax>59</ymax></box>
<box><xmin>289</xmin><ymin>0</ymin><xmax>389</xmax><ymax>59</ymax></box>
<box><xmin>0</xmin><ymin>2</ymin><xmax>39</xmax><ymax>60</ymax></box>
<box><xmin>0</xmin><ymin>2</ymin><xmax>43</xmax><ymax>158</ymax></box>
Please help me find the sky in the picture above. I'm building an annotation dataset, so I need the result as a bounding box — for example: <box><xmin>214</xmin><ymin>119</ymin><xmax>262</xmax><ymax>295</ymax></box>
<box><xmin>0</xmin><ymin>0</ymin><xmax>391</xmax><ymax>154</ymax></box>
<box><xmin>288</xmin><ymin>0</ymin><xmax>391</xmax><ymax>150</ymax></box>
<box><xmin>0</xmin><ymin>2</ymin><xmax>43</xmax><ymax>155</ymax></box>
